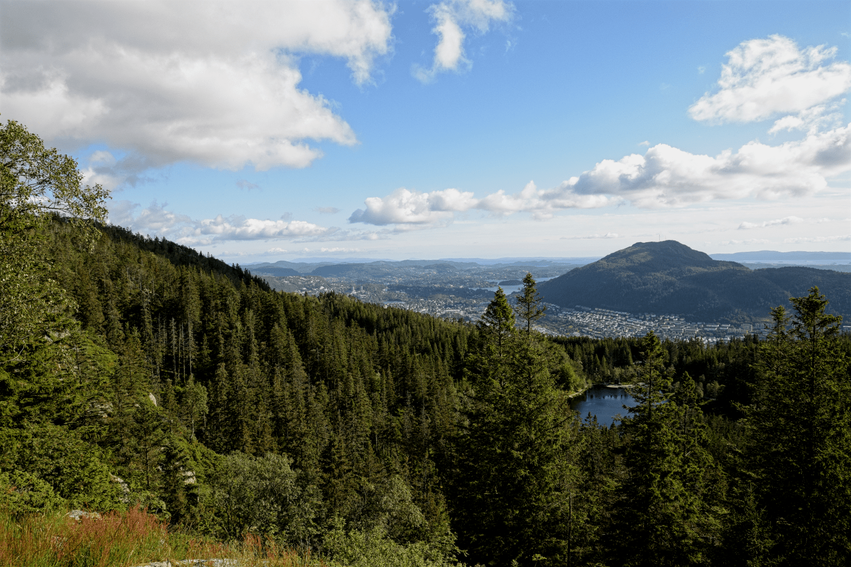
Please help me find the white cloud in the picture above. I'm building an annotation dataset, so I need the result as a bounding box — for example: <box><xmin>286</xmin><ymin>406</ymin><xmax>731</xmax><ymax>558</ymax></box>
<box><xmin>349</xmin><ymin>182</ymin><xmax>614</xmax><ymax>226</ymax></box>
<box><xmin>689</xmin><ymin>35</ymin><xmax>851</xmax><ymax>123</ymax></box>
<box><xmin>350</xmin><ymin>120</ymin><xmax>851</xmax><ymax>226</ymax></box>
<box><xmin>197</xmin><ymin>216</ymin><xmax>335</xmax><ymax>241</ymax></box>
<box><xmin>767</xmin><ymin>102</ymin><xmax>846</xmax><ymax>135</ymax></box>
<box><xmin>784</xmin><ymin>235</ymin><xmax>851</xmax><ymax>243</ymax></box>
<box><xmin>349</xmin><ymin>187</ymin><xmax>477</xmax><ymax>224</ymax></box>
<box><xmin>371</xmin><ymin>35</ymin><xmax>851</xmax><ymax>229</ymax></box>
<box><xmin>413</xmin><ymin>0</ymin><xmax>512</xmax><ymax>82</ymax></box>
<box><xmin>738</xmin><ymin>216</ymin><xmax>804</xmax><ymax>230</ymax></box>
<box><xmin>320</xmin><ymin>247</ymin><xmax>361</xmax><ymax>253</ymax></box>
<box><xmin>567</xmin><ymin>123</ymin><xmax>851</xmax><ymax>206</ymax></box>
<box><xmin>316</xmin><ymin>207</ymin><xmax>342</xmax><ymax>214</ymax></box>
<box><xmin>108</xmin><ymin>200</ymin><xmax>191</xmax><ymax>235</ymax></box>
<box><xmin>108</xmin><ymin>200</ymin><xmax>338</xmax><ymax>243</ymax></box>
<box><xmin>0</xmin><ymin>0</ymin><xmax>392</xmax><ymax>172</ymax></box>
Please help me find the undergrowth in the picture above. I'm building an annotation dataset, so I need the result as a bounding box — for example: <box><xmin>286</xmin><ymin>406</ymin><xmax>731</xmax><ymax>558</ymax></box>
<box><xmin>0</xmin><ymin>507</ymin><xmax>328</xmax><ymax>567</ymax></box>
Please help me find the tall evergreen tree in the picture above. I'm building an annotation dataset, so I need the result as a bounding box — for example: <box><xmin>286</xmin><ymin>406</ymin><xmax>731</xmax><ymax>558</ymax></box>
<box><xmin>450</xmin><ymin>286</ymin><xmax>580</xmax><ymax>566</ymax></box>
<box><xmin>742</xmin><ymin>287</ymin><xmax>851</xmax><ymax>566</ymax></box>
<box><xmin>606</xmin><ymin>333</ymin><xmax>718</xmax><ymax>567</ymax></box>
<box><xmin>514</xmin><ymin>272</ymin><xmax>547</xmax><ymax>335</ymax></box>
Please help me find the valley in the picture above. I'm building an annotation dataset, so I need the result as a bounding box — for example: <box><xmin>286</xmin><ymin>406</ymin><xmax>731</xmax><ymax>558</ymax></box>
<box><xmin>248</xmin><ymin>242</ymin><xmax>851</xmax><ymax>342</ymax></box>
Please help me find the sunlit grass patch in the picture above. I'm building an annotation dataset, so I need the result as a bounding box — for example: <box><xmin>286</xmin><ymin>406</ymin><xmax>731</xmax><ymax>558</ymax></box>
<box><xmin>0</xmin><ymin>508</ymin><xmax>329</xmax><ymax>567</ymax></box>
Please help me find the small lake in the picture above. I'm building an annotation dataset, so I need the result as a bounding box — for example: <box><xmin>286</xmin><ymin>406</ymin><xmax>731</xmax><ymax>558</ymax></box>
<box><xmin>480</xmin><ymin>276</ymin><xmax>556</xmax><ymax>296</ymax></box>
<box><xmin>570</xmin><ymin>385</ymin><xmax>636</xmax><ymax>427</ymax></box>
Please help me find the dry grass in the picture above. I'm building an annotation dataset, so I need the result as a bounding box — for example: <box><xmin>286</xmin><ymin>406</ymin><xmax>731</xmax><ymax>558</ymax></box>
<box><xmin>0</xmin><ymin>508</ymin><xmax>330</xmax><ymax>567</ymax></box>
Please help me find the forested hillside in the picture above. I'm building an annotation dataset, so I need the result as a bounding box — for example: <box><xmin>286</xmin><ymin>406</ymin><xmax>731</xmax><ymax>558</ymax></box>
<box><xmin>2</xmin><ymin>121</ymin><xmax>850</xmax><ymax>566</ymax></box>
<box><xmin>539</xmin><ymin>240</ymin><xmax>851</xmax><ymax>322</ymax></box>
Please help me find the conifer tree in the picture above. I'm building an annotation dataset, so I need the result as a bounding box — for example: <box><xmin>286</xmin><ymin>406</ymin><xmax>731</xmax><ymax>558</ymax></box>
<box><xmin>514</xmin><ymin>272</ymin><xmax>546</xmax><ymax>334</ymax></box>
<box><xmin>606</xmin><ymin>333</ymin><xmax>718</xmax><ymax>567</ymax></box>
<box><xmin>451</xmin><ymin>287</ymin><xmax>580</xmax><ymax>566</ymax></box>
<box><xmin>742</xmin><ymin>288</ymin><xmax>851</xmax><ymax>565</ymax></box>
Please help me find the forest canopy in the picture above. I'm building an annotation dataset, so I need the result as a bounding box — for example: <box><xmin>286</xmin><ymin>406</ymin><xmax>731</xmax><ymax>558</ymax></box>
<box><xmin>1</xmin><ymin>122</ymin><xmax>849</xmax><ymax>567</ymax></box>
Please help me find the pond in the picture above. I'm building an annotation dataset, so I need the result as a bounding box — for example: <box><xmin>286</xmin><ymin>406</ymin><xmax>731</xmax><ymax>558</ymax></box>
<box><xmin>570</xmin><ymin>385</ymin><xmax>636</xmax><ymax>427</ymax></box>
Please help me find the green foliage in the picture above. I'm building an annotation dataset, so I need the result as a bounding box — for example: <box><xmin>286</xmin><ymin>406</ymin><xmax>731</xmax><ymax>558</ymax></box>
<box><xmin>324</xmin><ymin>521</ymin><xmax>462</xmax><ymax>567</ymax></box>
<box><xmin>738</xmin><ymin>287</ymin><xmax>851</xmax><ymax>566</ymax></box>
<box><xmin>605</xmin><ymin>334</ymin><xmax>721</xmax><ymax>566</ymax></box>
<box><xmin>0</xmin><ymin>119</ymin><xmax>108</xmax><ymax>360</ymax></box>
<box><xmin>478</xmin><ymin>286</ymin><xmax>515</xmax><ymax>348</ymax></box>
<box><xmin>514</xmin><ymin>272</ymin><xmax>546</xmax><ymax>334</ymax></box>
<box><xmin>206</xmin><ymin>452</ymin><xmax>322</xmax><ymax>546</ymax></box>
<box><xmin>0</xmin><ymin>424</ymin><xmax>123</xmax><ymax>512</ymax></box>
<box><xmin>5</xmin><ymin>122</ymin><xmax>851</xmax><ymax>566</ymax></box>
<box><xmin>0</xmin><ymin>469</ymin><xmax>65</xmax><ymax>518</ymax></box>
<box><xmin>451</xmin><ymin>285</ymin><xmax>582</xmax><ymax>566</ymax></box>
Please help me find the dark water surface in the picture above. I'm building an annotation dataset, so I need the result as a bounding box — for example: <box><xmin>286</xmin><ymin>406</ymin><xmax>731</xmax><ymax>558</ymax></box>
<box><xmin>570</xmin><ymin>385</ymin><xmax>636</xmax><ymax>427</ymax></box>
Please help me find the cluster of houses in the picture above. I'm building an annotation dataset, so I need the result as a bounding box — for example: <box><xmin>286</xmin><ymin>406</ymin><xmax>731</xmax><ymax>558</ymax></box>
<box><xmin>543</xmin><ymin>305</ymin><xmax>760</xmax><ymax>343</ymax></box>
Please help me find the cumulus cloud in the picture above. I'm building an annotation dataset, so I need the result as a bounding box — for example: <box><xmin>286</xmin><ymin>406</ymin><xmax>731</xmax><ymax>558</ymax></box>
<box><xmin>352</xmin><ymin>36</ymin><xmax>851</xmax><ymax>229</ymax></box>
<box><xmin>413</xmin><ymin>0</ymin><xmax>512</xmax><ymax>82</ymax></box>
<box><xmin>349</xmin><ymin>187</ymin><xmax>477</xmax><ymax>224</ymax></box>
<box><xmin>196</xmin><ymin>216</ymin><xmax>335</xmax><ymax>241</ymax></box>
<box><xmin>569</xmin><ymin>123</ymin><xmax>851</xmax><ymax>206</ymax></box>
<box><xmin>767</xmin><ymin>102</ymin><xmax>846</xmax><ymax>135</ymax></box>
<box><xmin>108</xmin><ymin>200</ymin><xmax>396</xmax><ymax>246</ymax></box>
<box><xmin>79</xmin><ymin>151</ymin><xmax>158</xmax><ymax>192</ymax></box>
<box><xmin>349</xmin><ymin>182</ymin><xmax>614</xmax><ymax>226</ymax></box>
<box><xmin>738</xmin><ymin>216</ymin><xmax>804</xmax><ymax>230</ymax></box>
<box><xmin>349</xmin><ymin>119</ymin><xmax>851</xmax><ymax>227</ymax></box>
<box><xmin>0</xmin><ymin>0</ymin><xmax>392</xmax><ymax>173</ymax></box>
<box><xmin>689</xmin><ymin>35</ymin><xmax>851</xmax><ymax>123</ymax></box>
<box><xmin>108</xmin><ymin>200</ymin><xmax>191</xmax><ymax>235</ymax></box>
<box><xmin>109</xmin><ymin>200</ymin><xmax>338</xmax><ymax>244</ymax></box>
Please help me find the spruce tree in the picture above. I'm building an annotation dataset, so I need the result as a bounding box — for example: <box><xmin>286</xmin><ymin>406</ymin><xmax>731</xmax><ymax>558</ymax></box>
<box><xmin>606</xmin><ymin>333</ymin><xmax>718</xmax><ymax>566</ymax></box>
<box><xmin>451</xmin><ymin>287</ymin><xmax>580</xmax><ymax>566</ymax></box>
<box><xmin>514</xmin><ymin>272</ymin><xmax>547</xmax><ymax>334</ymax></box>
<box><xmin>743</xmin><ymin>288</ymin><xmax>851</xmax><ymax>565</ymax></box>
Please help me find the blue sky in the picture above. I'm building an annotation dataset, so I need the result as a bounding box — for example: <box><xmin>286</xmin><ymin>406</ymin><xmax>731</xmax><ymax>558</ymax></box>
<box><xmin>2</xmin><ymin>0</ymin><xmax>849</xmax><ymax>261</ymax></box>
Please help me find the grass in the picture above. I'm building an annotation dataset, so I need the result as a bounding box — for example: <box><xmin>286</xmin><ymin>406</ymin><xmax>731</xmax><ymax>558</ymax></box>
<box><xmin>0</xmin><ymin>507</ymin><xmax>330</xmax><ymax>567</ymax></box>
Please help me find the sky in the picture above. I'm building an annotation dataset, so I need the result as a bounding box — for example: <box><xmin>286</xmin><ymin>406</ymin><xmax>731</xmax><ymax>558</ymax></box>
<box><xmin>2</xmin><ymin>0</ymin><xmax>850</xmax><ymax>262</ymax></box>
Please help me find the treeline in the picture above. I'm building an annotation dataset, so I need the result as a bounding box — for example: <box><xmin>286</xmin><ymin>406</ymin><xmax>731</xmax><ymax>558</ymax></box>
<box><xmin>2</xmin><ymin>121</ymin><xmax>850</xmax><ymax>566</ymax></box>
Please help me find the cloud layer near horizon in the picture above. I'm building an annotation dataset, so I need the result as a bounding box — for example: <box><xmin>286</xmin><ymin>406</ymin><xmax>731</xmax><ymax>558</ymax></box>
<box><xmin>353</xmin><ymin>35</ymin><xmax>851</xmax><ymax>227</ymax></box>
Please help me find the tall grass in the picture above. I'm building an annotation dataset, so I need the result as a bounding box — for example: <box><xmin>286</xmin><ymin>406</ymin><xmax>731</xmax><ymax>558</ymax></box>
<box><xmin>0</xmin><ymin>507</ymin><xmax>330</xmax><ymax>567</ymax></box>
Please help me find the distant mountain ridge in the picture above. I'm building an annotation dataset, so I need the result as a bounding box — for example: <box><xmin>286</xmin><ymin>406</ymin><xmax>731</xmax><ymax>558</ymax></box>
<box><xmin>710</xmin><ymin>250</ymin><xmax>851</xmax><ymax>264</ymax></box>
<box><xmin>537</xmin><ymin>240</ymin><xmax>851</xmax><ymax>323</ymax></box>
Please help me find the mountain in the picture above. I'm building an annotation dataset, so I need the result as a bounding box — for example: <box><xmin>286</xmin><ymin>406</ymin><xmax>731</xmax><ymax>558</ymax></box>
<box><xmin>537</xmin><ymin>240</ymin><xmax>851</xmax><ymax>323</ymax></box>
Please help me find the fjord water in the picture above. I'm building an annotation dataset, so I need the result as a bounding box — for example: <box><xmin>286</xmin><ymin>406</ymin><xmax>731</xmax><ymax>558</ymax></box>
<box><xmin>570</xmin><ymin>385</ymin><xmax>636</xmax><ymax>427</ymax></box>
